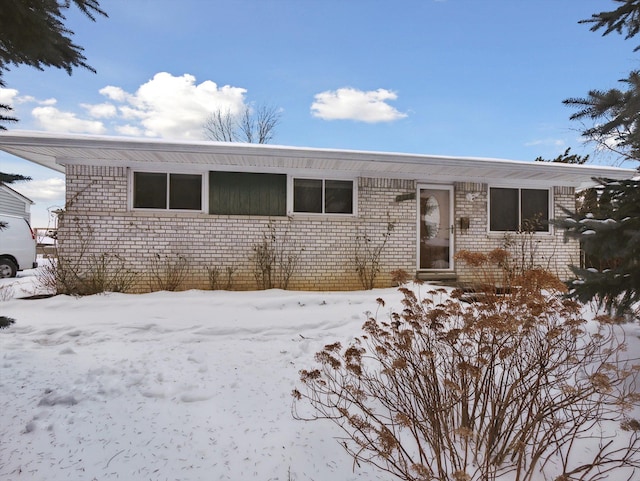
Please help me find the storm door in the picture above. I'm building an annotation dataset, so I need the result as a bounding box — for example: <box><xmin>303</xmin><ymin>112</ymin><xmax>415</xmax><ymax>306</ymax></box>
<box><xmin>418</xmin><ymin>185</ymin><xmax>453</xmax><ymax>270</ymax></box>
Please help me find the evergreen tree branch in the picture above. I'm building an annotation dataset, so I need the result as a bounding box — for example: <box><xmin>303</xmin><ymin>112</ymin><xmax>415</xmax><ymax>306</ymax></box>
<box><xmin>0</xmin><ymin>0</ymin><xmax>107</xmax><ymax>128</ymax></box>
<box><xmin>580</xmin><ymin>0</ymin><xmax>640</xmax><ymax>49</ymax></box>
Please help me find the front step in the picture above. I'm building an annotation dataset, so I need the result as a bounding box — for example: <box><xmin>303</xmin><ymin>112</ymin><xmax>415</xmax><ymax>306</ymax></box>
<box><xmin>415</xmin><ymin>271</ymin><xmax>458</xmax><ymax>284</ymax></box>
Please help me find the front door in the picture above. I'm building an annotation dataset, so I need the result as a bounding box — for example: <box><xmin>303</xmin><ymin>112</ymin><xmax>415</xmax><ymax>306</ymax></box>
<box><xmin>418</xmin><ymin>185</ymin><xmax>453</xmax><ymax>270</ymax></box>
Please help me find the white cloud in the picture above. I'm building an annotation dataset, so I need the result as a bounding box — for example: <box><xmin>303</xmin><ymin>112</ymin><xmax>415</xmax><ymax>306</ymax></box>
<box><xmin>118</xmin><ymin>105</ymin><xmax>146</xmax><ymax>120</ymax></box>
<box><xmin>0</xmin><ymin>88</ymin><xmax>54</xmax><ymax>108</ymax></box>
<box><xmin>1</xmin><ymin>87</ymin><xmax>107</xmax><ymax>134</ymax></box>
<box><xmin>81</xmin><ymin>102</ymin><xmax>117</xmax><ymax>119</ymax></box>
<box><xmin>99</xmin><ymin>72</ymin><xmax>248</xmax><ymax>139</ymax></box>
<box><xmin>311</xmin><ymin>87</ymin><xmax>407</xmax><ymax>123</ymax></box>
<box><xmin>524</xmin><ymin>138</ymin><xmax>565</xmax><ymax>148</ymax></box>
<box><xmin>14</xmin><ymin>178</ymin><xmax>65</xmax><ymax>204</ymax></box>
<box><xmin>32</xmin><ymin>105</ymin><xmax>106</xmax><ymax>134</ymax></box>
<box><xmin>9</xmin><ymin>73</ymin><xmax>252</xmax><ymax>139</ymax></box>
<box><xmin>115</xmin><ymin>124</ymin><xmax>144</xmax><ymax>137</ymax></box>
<box><xmin>0</xmin><ymin>88</ymin><xmax>19</xmax><ymax>106</ymax></box>
<box><xmin>99</xmin><ymin>85</ymin><xmax>129</xmax><ymax>103</ymax></box>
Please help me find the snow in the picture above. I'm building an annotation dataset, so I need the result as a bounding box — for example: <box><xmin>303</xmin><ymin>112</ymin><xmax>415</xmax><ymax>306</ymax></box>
<box><xmin>1</xmin><ymin>266</ymin><xmax>640</xmax><ymax>481</ymax></box>
<box><xmin>1</xmin><ymin>267</ymin><xmax>401</xmax><ymax>480</ymax></box>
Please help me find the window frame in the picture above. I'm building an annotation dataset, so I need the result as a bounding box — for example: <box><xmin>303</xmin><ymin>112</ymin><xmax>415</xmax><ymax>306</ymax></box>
<box><xmin>289</xmin><ymin>176</ymin><xmax>356</xmax><ymax>216</ymax></box>
<box><xmin>131</xmin><ymin>170</ymin><xmax>205</xmax><ymax>212</ymax></box>
<box><xmin>487</xmin><ymin>186</ymin><xmax>552</xmax><ymax>234</ymax></box>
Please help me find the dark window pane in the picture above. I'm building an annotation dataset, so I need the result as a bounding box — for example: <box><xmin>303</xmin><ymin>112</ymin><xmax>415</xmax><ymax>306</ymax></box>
<box><xmin>490</xmin><ymin>188</ymin><xmax>518</xmax><ymax>231</ymax></box>
<box><xmin>521</xmin><ymin>189</ymin><xmax>549</xmax><ymax>232</ymax></box>
<box><xmin>294</xmin><ymin>179</ymin><xmax>322</xmax><ymax>213</ymax></box>
<box><xmin>134</xmin><ymin>172</ymin><xmax>166</xmax><ymax>209</ymax></box>
<box><xmin>209</xmin><ymin>172</ymin><xmax>286</xmax><ymax>216</ymax></box>
<box><xmin>325</xmin><ymin>180</ymin><xmax>353</xmax><ymax>214</ymax></box>
<box><xmin>169</xmin><ymin>174</ymin><xmax>202</xmax><ymax>210</ymax></box>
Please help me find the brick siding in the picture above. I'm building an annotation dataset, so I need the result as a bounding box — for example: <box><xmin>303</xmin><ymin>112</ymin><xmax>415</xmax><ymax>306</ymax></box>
<box><xmin>58</xmin><ymin>165</ymin><xmax>580</xmax><ymax>291</ymax></box>
<box><xmin>59</xmin><ymin>167</ymin><xmax>416</xmax><ymax>291</ymax></box>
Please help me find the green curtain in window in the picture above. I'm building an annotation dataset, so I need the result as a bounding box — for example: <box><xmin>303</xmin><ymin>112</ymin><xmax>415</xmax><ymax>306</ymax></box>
<box><xmin>209</xmin><ymin>172</ymin><xmax>286</xmax><ymax>216</ymax></box>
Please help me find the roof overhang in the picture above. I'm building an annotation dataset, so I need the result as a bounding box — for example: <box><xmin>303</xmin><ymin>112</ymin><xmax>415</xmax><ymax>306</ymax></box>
<box><xmin>0</xmin><ymin>131</ymin><xmax>637</xmax><ymax>189</ymax></box>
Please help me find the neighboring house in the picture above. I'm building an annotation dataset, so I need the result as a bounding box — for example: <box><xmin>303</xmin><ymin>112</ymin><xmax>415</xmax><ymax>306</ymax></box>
<box><xmin>0</xmin><ymin>131</ymin><xmax>636</xmax><ymax>291</ymax></box>
<box><xmin>0</xmin><ymin>182</ymin><xmax>33</xmax><ymax>222</ymax></box>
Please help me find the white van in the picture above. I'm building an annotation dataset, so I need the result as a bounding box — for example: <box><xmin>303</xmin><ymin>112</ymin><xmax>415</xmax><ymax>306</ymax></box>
<box><xmin>0</xmin><ymin>214</ymin><xmax>38</xmax><ymax>278</ymax></box>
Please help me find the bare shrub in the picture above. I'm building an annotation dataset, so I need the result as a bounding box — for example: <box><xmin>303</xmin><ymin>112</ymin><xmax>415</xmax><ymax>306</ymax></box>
<box><xmin>38</xmin><ymin>219</ymin><xmax>137</xmax><ymax>295</ymax></box>
<box><xmin>38</xmin><ymin>216</ymin><xmax>91</xmax><ymax>295</ymax></box>
<box><xmin>207</xmin><ymin>266</ymin><xmax>221</xmax><ymax>289</ymax></box>
<box><xmin>38</xmin><ymin>252</ymin><xmax>78</xmax><ymax>295</ymax></box>
<box><xmin>83</xmin><ymin>253</ymin><xmax>136</xmax><ymax>294</ymax></box>
<box><xmin>252</xmin><ymin>219</ymin><xmax>302</xmax><ymax>290</ymax></box>
<box><xmin>455</xmin><ymin>247</ymin><xmax>567</xmax><ymax>300</ymax></box>
<box><xmin>39</xmin><ymin>251</ymin><xmax>137</xmax><ymax>295</ymax></box>
<box><xmin>390</xmin><ymin>268</ymin><xmax>412</xmax><ymax>286</ymax></box>
<box><xmin>500</xmin><ymin>215</ymin><xmax>559</xmax><ymax>279</ymax></box>
<box><xmin>148</xmin><ymin>253</ymin><xmax>189</xmax><ymax>292</ymax></box>
<box><xmin>293</xmin><ymin>269</ymin><xmax>640</xmax><ymax>481</ymax></box>
<box><xmin>223</xmin><ymin>266</ymin><xmax>236</xmax><ymax>289</ymax></box>
<box><xmin>354</xmin><ymin>219</ymin><xmax>395</xmax><ymax>290</ymax></box>
<box><xmin>207</xmin><ymin>265</ymin><xmax>236</xmax><ymax>290</ymax></box>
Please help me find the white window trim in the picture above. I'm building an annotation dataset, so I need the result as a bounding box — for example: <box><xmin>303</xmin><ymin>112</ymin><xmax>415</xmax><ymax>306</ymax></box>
<box><xmin>287</xmin><ymin>176</ymin><xmax>357</xmax><ymax>216</ymax></box>
<box><xmin>129</xmin><ymin>169</ymin><xmax>206</xmax><ymax>213</ymax></box>
<box><xmin>487</xmin><ymin>185</ymin><xmax>553</xmax><ymax>235</ymax></box>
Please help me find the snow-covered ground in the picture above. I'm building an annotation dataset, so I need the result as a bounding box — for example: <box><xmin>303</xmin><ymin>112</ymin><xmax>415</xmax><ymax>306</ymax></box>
<box><xmin>1</xmin><ymin>266</ymin><xmax>640</xmax><ymax>481</ymax></box>
<box><xmin>1</xmin><ymin>267</ymin><xmax>403</xmax><ymax>480</ymax></box>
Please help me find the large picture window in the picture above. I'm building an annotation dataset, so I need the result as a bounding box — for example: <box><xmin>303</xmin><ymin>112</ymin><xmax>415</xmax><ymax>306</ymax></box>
<box><xmin>133</xmin><ymin>172</ymin><xmax>202</xmax><ymax>210</ymax></box>
<box><xmin>209</xmin><ymin>171</ymin><xmax>286</xmax><ymax>216</ymax></box>
<box><xmin>489</xmin><ymin>187</ymin><xmax>549</xmax><ymax>232</ymax></box>
<box><xmin>293</xmin><ymin>178</ymin><xmax>353</xmax><ymax>214</ymax></box>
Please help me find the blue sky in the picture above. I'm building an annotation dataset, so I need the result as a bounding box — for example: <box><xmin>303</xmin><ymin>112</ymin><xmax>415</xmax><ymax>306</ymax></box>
<box><xmin>0</xmin><ymin>0</ymin><xmax>636</xmax><ymax>226</ymax></box>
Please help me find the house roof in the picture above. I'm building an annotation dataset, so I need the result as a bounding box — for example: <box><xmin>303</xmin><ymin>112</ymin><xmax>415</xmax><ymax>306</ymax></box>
<box><xmin>0</xmin><ymin>131</ymin><xmax>636</xmax><ymax>189</ymax></box>
<box><xmin>0</xmin><ymin>182</ymin><xmax>34</xmax><ymax>205</ymax></box>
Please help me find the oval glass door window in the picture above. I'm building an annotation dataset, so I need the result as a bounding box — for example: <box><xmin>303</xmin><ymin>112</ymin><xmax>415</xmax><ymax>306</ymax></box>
<box><xmin>422</xmin><ymin>195</ymin><xmax>440</xmax><ymax>239</ymax></box>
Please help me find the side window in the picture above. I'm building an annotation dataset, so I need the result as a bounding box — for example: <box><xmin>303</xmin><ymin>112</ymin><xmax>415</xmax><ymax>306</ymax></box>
<box><xmin>325</xmin><ymin>180</ymin><xmax>353</xmax><ymax>214</ymax></box>
<box><xmin>209</xmin><ymin>171</ymin><xmax>286</xmax><ymax>216</ymax></box>
<box><xmin>169</xmin><ymin>174</ymin><xmax>202</xmax><ymax>210</ymax></box>
<box><xmin>134</xmin><ymin>172</ymin><xmax>166</xmax><ymax>209</ymax></box>
<box><xmin>293</xmin><ymin>179</ymin><xmax>322</xmax><ymax>213</ymax></box>
<box><xmin>521</xmin><ymin>189</ymin><xmax>549</xmax><ymax>231</ymax></box>
<box><xmin>489</xmin><ymin>188</ymin><xmax>518</xmax><ymax>231</ymax></box>
<box><xmin>133</xmin><ymin>172</ymin><xmax>202</xmax><ymax>210</ymax></box>
<box><xmin>293</xmin><ymin>178</ymin><xmax>354</xmax><ymax>214</ymax></box>
<box><xmin>489</xmin><ymin>187</ymin><xmax>549</xmax><ymax>232</ymax></box>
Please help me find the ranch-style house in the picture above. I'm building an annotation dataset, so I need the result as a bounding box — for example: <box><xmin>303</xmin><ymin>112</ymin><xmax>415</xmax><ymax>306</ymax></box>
<box><xmin>0</xmin><ymin>131</ymin><xmax>635</xmax><ymax>291</ymax></box>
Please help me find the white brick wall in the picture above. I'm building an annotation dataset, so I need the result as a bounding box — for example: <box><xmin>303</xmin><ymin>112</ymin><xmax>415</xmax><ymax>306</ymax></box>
<box><xmin>59</xmin><ymin>169</ymin><xmax>416</xmax><ymax>291</ymax></box>
<box><xmin>58</xmin><ymin>166</ymin><xmax>580</xmax><ymax>291</ymax></box>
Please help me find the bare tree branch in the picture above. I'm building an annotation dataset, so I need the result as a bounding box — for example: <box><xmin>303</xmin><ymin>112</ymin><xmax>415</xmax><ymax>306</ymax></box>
<box><xmin>203</xmin><ymin>103</ymin><xmax>281</xmax><ymax>144</ymax></box>
<box><xmin>203</xmin><ymin>108</ymin><xmax>237</xmax><ymax>142</ymax></box>
<box><xmin>255</xmin><ymin>104</ymin><xmax>281</xmax><ymax>144</ymax></box>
